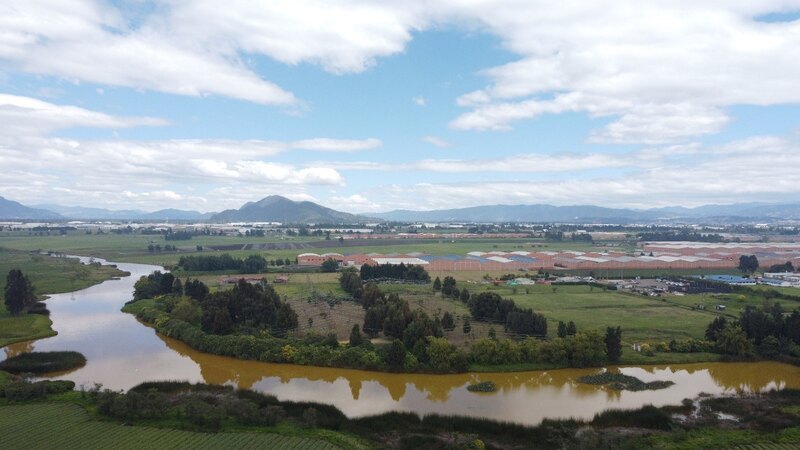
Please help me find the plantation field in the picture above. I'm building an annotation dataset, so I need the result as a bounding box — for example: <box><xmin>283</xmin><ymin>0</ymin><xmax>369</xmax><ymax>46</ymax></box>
<box><xmin>0</xmin><ymin>403</ymin><xmax>340</xmax><ymax>450</ymax></box>
<box><xmin>0</xmin><ymin>231</ymin><xmax>604</xmax><ymax>267</ymax></box>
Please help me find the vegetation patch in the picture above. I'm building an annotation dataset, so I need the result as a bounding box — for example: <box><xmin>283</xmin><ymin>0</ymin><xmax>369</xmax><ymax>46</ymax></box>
<box><xmin>0</xmin><ymin>351</ymin><xmax>86</xmax><ymax>374</ymax></box>
<box><xmin>467</xmin><ymin>381</ymin><xmax>497</xmax><ymax>392</ymax></box>
<box><xmin>577</xmin><ymin>371</ymin><xmax>675</xmax><ymax>391</ymax></box>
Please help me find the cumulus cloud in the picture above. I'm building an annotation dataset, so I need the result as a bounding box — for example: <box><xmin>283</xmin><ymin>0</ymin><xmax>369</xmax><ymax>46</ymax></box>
<box><xmin>328</xmin><ymin>194</ymin><xmax>383</xmax><ymax>213</ymax></box>
<box><xmin>447</xmin><ymin>2</ymin><xmax>800</xmax><ymax>142</ymax></box>
<box><xmin>413</xmin><ymin>96</ymin><xmax>427</xmax><ymax>107</ymax></box>
<box><xmin>3</xmin><ymin>2</ymin><xmax>799</xmax><ymax>142</ymax></box>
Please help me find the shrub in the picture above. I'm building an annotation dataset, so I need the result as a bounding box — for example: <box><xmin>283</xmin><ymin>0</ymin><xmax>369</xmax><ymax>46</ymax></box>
<box><xmin>0</xmin><ymin>351</ymin><xmax>86</xmax><ymax>374</ymax></box>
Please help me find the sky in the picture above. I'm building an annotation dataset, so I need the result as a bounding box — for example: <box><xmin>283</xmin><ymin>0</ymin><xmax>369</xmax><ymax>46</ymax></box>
<box><xmin>1</xmin><ymin>1</ymin><xmax>800</xmax><ymax>214</ymax></box>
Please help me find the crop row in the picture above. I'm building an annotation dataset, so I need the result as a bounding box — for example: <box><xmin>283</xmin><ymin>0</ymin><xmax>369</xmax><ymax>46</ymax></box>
<box><xmin>0</xmin><ymin>404</ymin><xmax>337</xmax><ymax>449</ymax></box>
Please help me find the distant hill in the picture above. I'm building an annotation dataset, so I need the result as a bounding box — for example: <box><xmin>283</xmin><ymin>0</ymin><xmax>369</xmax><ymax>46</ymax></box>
<box><xmin>373</xmin><ymin>203</ymin><xmax>800</xmax><ymax>223</ymax></box>
<box><xmin>141</xmin><ymin>209</ymin><xmax>215</xmax><ymax>221</ymax></box>
<box><xmin>372</xmin><ymin>204</ymin><xmax>660</xmax><ymax>223</ymax></box>
<box><xmin>35</xmin><ymin>205</ymin><xmax>213</xmax><ymax>221</ymax></box>
<box><xmin>0</xmin><ymin>196</ymin><xmax>62</xmax><ymax>220</ymax></box>
<box><xmin>211</xmin><ymin>195</ymin><xmax>368</xmax><ymax>224</ymax></box>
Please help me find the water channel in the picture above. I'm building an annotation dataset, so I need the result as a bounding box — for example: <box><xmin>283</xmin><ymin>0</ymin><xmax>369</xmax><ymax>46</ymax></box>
<box><xmin>4</xmin><ymin>258</ymin><xmax>800</xmax><ymax>425</ymax></box>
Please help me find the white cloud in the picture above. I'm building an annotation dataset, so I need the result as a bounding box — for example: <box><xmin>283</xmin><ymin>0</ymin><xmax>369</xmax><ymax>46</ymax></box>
<box><xmin>422</xmin><ymin>136</ymin><xmax>450</xmax><ymax>148</ymax></box>
<box><xmin>0</xmin><ymin>94</ymin><xmax>167</xmax><ymax>135</ymax></box>
<box><xmin>290</xmin><ymin>138</ymin><xmax>381</xmax><ymax>152</ymax></box>
<box><xmin>368</xmin><ymin>135</ymin><xmax>800</xmax><ymax>210</ymax></box>
<box><xmin>413</xmin><ymin>96</ymin><xmax>427</xmax><ymax>107</ymax></box>
<box><xmin>447</xmin><ymin>2</ymin><xmax>800</xmax><ymax>142</ymax></box>
<box><xmin>4</xmin><ymin>2</ymin><xmax>799</xmax><ymax>142</ymax></box>
<box><xmin>328</xmin><ymin>194</ymin><xmax>383</xmax><ymax>213</ymax></box>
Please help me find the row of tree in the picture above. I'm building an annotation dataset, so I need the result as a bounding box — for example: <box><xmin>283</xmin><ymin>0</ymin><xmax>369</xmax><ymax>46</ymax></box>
<box><xmin>359</xmin><ymin>263</ymin><xmax>431</xmax><ymax>282</ymax></box>
<box><xmin>177</xmin><ymin>254</ymin><xmax>293</xmax><ymax>273</ymax></box>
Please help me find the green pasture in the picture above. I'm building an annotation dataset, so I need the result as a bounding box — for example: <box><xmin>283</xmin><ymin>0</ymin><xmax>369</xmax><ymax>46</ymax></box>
<box><xmin>0</xmin><ymin>231</ymin><xmax>604</xmax><ymax>266</ymax></box>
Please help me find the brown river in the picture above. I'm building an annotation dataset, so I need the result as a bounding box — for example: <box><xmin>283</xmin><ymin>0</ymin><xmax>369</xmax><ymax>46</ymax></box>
<box><xmin>4</xmin><ymin>258</ymin><xmax>800</xmax><ymax>425</ymax></box>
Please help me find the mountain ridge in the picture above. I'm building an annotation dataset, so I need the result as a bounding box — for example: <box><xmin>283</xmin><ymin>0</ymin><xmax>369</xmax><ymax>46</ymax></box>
<box><xmin>210</xmin><ymin>195</ymin><xmax>369</xmax><ymax>224</ymax></box>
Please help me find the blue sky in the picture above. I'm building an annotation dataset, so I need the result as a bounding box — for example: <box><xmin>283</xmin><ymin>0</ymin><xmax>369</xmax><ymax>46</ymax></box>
<box><xmin>1</xmin><ymin>1</ymin><xmax>800</xmax><ymax>213</ymax></box>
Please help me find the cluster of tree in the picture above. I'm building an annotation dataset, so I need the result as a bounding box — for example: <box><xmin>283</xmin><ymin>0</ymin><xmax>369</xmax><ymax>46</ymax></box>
<box><xmin>133</xmin><ymin>271</ymin><xmax>181</xmax><ymax>300</ymax></box>
<box><xmin>705</xmin><ymin>302</ymin><xmax>800</xmax><ymax>358</ymax></box>
<box><xmin>3</xmin><ymin>269</ymin><xmax>36</xmax><ymax>316</ymax></box>
<box><xmin>767</xmin><ymin>261</ymin><xmax>795</xmax><ymax>273</ymax></box>
<box><xmin>467</xmin><ymin>292</ymin><xmax>547</xmax><ymax>337</ymax></box>
<box><xmin>177</xmin><ymin>254</ymin><xmax>291</xmax><ymax>273</ymax></box>
<box><xmin>359</xmin><ymin>263</ymin><xmax>430</xmax><ymax>282</ymax></box>
<box><xmin>432</xmin><ymin>276</ymin><xmax>470</xmax><ymax>301</ymax></box>
<box><xmin>178</xmin><ymin>254</ymin><xmax>245</xmax><ymax>271</ymax></box>
<box><xmin>738</xmin><ymin>255</ymin><xmax>760</xmax><ymax>273</ymax></box>
<box><xmin>637</xmin><ymin>230</ymin><xmax>724</xmax><ymax>242</ymax></box>
<box><xmin>339</xmin><ymin>269</ymin><xmax>363</xmax><ymax>298</ymax></box>
<box><xmin>557</xmin><ymin>321</ymin><xmax>577</xmax><ymax>338</ymax></box>
<box><xmin>468</xmin><ymin>327</ymin><xmax>620</xmax><ymax>368</ymax></box>
<box><xmin>244</xmin><ymin>229</ymin><xmax>265</xmax><ymax>237</ymax></box>
<box><xmin>320</xmin><ymin>258</ymin><xmax>339</xmax><ymax>273</ymax></box>
<box><xmin>147</xmin><ymin>244</ymin><xmax>178</xmax><ymax>252</ymax></box>
<box><xmin>198</xmin><ymin>280</ymin><xmax>298</xmax><ymax>336</ymax></box>
<box><xmin>164</xmin><ymin>230</ymin><xmax>193</xmax><ymax>241</ymax></box>
<box><xmin>571</xmin><ymin>233</ymin><xmax>593</xmax><ymax>243</ymax></box>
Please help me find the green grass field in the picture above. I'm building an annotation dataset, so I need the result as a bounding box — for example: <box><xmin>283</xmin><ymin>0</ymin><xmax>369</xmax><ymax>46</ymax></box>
<box><xmin>0</xmin><ymin>249</ymin><xmax>127</xmax><ymax>347</ymax></box>
<box><xmin>0</xmin><ymin>403</ymin><xmax>341</xmax><ymax>449</ymax></box>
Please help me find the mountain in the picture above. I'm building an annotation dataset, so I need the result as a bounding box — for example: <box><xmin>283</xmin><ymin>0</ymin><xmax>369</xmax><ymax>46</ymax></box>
<box><xmin>372</xmin><ymin>204</ymin><xmax>659</xmax><ymax>223</ymax></box>
<box><xmin>373</xmin><ymin>203</ymin><xmax>800</xmax><ymax>223</ymax></box>
<box><xmin>35</xmin><ymin>205</ymin><xmax>213</xmax><ymax>221</ymax></box>
<box><xmin>35</xmin><ymin>205</ymin><xmax>147</xmax><ymax>220</ymax></box>
<box><xmin>211</xmin><ymin>195</ymin><xmax>367</xmax><ymax>224</ymax></box>
<box><xmin>141</xmin><ymin>209</ymin><xmax>215</xmax><ymax>221</ymax></box>
<box><xmin>0</xmin><ymin>196</ymin><xmax>62</xmax><ymax>220</ymax></box>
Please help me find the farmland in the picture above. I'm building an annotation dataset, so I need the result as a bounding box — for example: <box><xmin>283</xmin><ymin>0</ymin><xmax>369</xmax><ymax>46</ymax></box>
<box><xmin>0</xmin><ymin>403</ymin><xmax>341</xmax><ymax>449</ymax></box>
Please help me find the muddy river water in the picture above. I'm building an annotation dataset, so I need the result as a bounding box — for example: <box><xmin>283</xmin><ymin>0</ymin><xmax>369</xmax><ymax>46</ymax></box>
<box><xmin>4</xmin><ymin>258</ymin><xmax>800</xmax><ymax>425</ymax></box>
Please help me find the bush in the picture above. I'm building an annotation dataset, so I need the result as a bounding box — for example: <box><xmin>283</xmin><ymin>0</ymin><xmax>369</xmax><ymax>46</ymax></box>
<box><xmin>0</xmin><ymin>351</ymin><xmax>86</xmax><ymax>374</ymax></box>
<box><xmin>592</xmin><ymin>405</ymin><xmax>672</xmax><ymax>430</ymax></box>
<box><xmin>2</xmin><ymin>380</ymin><xmax>75</xmax><ymax>401</ymax></box>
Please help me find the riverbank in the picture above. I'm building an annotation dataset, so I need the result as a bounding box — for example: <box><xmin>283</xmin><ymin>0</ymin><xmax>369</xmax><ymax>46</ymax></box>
<box><xmin>125</xmin><ymin>296</ymin><xmax>726</xmax><ymax>375</ymax></box>
<box><xmin>1</xmin><ymin>374</ymin><xmax>798</xmax><ymax>449</ymax></box>
<box><xmin>0</xmin><ymin>250</ymin><xmax>127</xmax><ymax>347</ymax></box>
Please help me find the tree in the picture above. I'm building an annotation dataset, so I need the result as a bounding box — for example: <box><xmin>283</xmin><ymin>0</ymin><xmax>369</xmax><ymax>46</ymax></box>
<box><xmin>488</xmin><ymin>326</ymin><xmax>497</xmax><ymax>339</ymax></box>
<box><xmin>557</xmin><ymin>321</ymin><xmax>567</xmax><ymax>338</ymax></box>
<box><xmin>462</xmin><ymin>316</ymin><xmax>472</xmax><ymax>335</ymax></box>
<box><xmin>432</xmin><ymin>277</ymin><xmax>442</xmax><ymax>292</ymax></box>
<box><xmin>738</xmin><ymin>255</ymin><xmax>759</xmax><ymax>274</ymax></box>
<box><xmin>716</xmin><ymin>323</ymin><xmax>752</xmax><ymax>356</ymax></box>
<box><xmin>320</xmin><ymin>258</ymin><xmax>339</xmax><ymax>273</ymax></box>
<box><xmin>349</xmin><ymin>324</ymin><xmax>363</xmax><ymax>347</ymax></box>
<box><xmin>441</xmin><ymin>312</ymin><xmax>455</xmax><ymax>331</ymax></box>
<box><xmin>460</xmin><ymin>288</ymin><xmax>470</xmax><ymax>303</ymax></box>
<box><xmin>705</xmin><ymin>316</ymin><xmax>728</xmax><ymax>341</ymax></box>
<box><xmin>604</xmin><ymin>326</ymin><xmax>622</xmax><ymax>363</ymax></box>
<box><xmin>4</xmin><ymin>269</ymin><xmax>36</xmax><ymax>316</ymax></box>
<box><xmin>441</xmin><ymin>276</ymin><xmax>457</xmax><ymax>297</ymax></box>
<box><xmin>566</xmin><ymin>321</ymin><xmax>577</xmax><ymax>336</ymax></box>
<box><xmin>386</xmin><ymin>339</ymin><xmax>406</xmax><ymax>370</ymax></box>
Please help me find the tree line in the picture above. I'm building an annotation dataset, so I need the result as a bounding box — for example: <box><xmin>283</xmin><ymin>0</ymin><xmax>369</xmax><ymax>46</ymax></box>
<box><xmin>359</xmin><ymin>263</ymin><xmax>431</xmax><ymax>282</ymax></box>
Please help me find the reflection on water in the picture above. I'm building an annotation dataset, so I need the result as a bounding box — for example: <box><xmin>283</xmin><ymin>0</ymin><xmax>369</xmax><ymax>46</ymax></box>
<box><xmin>4</xmin><ymin>258</ymin><xmax>800</xmax><ymax>425</ymax></box>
